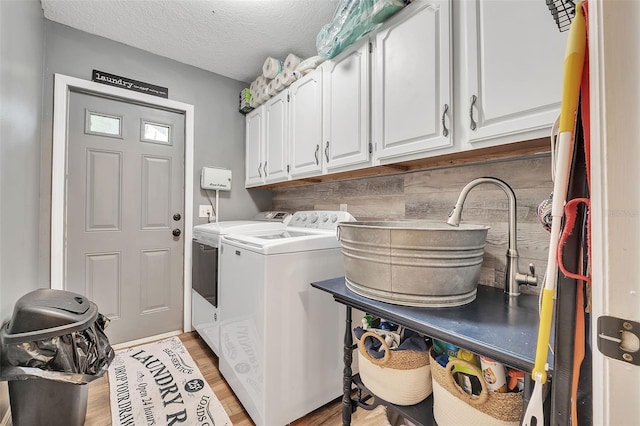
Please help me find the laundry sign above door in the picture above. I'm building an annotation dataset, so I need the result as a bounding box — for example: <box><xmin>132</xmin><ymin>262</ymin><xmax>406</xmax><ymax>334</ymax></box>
<box><xmin>92</xmin><ymin>69</ymin><xmax>169</xmax><ymax>98</ymax></box>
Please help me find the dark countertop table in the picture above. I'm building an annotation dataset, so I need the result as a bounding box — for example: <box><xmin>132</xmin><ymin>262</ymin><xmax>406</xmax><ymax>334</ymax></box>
<box><xmin>312</xmin><ymin>277</ymin><xmax>551</xmax><ymax>373</ymax></box>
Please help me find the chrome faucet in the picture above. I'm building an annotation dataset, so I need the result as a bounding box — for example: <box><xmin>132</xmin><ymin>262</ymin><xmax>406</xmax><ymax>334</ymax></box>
<box><xmin>447</xmin><ymin>177</ymin><xmax>537</xmax><ymax>297</ymax></box>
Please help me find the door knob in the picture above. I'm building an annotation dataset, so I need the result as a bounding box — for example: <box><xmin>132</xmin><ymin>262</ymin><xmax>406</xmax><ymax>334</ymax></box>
<box><xmin>172</xmin><ymin>228</ymin><xmax>182</xmax><ymax>237</ymax></box>
<box><xmin>173</xmin><ymin>213</ymin><xmax>181</xmax><ymax>221</ymax></box>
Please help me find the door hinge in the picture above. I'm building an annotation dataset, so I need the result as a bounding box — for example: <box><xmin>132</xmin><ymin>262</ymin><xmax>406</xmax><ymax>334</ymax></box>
<box><xmin>597</xmin><ymin>316</ymin><xmax>640</xmax><ymax>365</ymax></box>
<box><xmin>369</xmin><ymin>142</ymin><xmax>373</xmax><ymax>154</ymax></box>
<box><xmin>287</xmin><ymin>94</ymin><xmax>290</xmax><ymax>102</ymax></box>
<box><xmin>287</xmin><ymin>164</ymin><xmax>290</xmax><ymax>173</ymax></box>
<box><xmin>369</xmin><ymin>42</ymin><xmax>373</xmax><ymax>54</ymax></box>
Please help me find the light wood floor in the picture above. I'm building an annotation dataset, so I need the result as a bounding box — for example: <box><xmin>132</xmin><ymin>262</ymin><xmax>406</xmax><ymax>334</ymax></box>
<box><xmin>85</xmin><ymin>332</ymin><xmax>345</xmax><ymax>425</ymax></box>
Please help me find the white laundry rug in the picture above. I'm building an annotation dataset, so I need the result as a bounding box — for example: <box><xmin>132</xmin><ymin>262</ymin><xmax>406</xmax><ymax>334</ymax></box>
<box><xmin>108</xmin><ymin>336</ymin><xmax>232</xmax><ymax>426</ymax></box>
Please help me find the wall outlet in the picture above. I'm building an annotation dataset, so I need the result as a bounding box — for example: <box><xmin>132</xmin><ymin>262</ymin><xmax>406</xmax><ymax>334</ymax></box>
<box><xmin>199</xmin><ymin>205</ymin><xmax>214</xmax><ymax>218</ymax></box>
<box><xmin>340</xmin><ymin>204</ymin><xmax>348</xmax><ymax>211</ymax></box>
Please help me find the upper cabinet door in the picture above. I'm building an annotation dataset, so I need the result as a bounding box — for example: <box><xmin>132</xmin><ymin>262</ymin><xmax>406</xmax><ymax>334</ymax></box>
<box><xmin>289</xmin><ymin>67</ymin><xmax>324</xmax><ymax>178</ymax></box>
<box><xmin>460</xmin><ymin>0</ymin><xmax>567</xmax><ymax>148</ymax></box>
<box><xmin>373</xmin><ymin>0</ymin><xmax>452</xmax><ymax>163</ymax></box>
<box><xmin>323</xmin><ymin>38</ymin><xmax>371</xmax><ymax>173</ymax></box>
<box><xmin>264</xmin><ymin>91</ymin><xmax>289</xmax><ymax>183</ymax></box>
<box><xmin>245</xmin><ymin>107</ymin><xmax>264</xmax><ymax>187</ymax></box>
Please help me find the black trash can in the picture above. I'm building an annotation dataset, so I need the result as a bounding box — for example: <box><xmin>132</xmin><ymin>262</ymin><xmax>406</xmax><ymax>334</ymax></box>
<box><xmin>0</xmin><ymin>289</ymin><xmax>114</xmax><ymax>426</ymax></box>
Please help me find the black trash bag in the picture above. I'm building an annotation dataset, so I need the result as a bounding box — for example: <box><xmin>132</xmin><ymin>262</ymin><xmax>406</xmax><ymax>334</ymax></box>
<box><xmin>0</xmin><ymin>313</ymin><xmax>114</xmax><ymax>384</ymax></box>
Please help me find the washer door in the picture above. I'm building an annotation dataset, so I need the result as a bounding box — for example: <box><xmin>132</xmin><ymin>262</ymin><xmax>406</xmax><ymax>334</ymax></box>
<box><xmin>192</xmin><ymin>240</ymin><xmax>218</xmax><ymax>306</ymax></box>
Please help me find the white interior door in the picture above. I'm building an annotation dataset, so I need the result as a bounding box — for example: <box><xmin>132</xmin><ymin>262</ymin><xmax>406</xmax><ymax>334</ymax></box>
<box><xmin>591</xmin><ymin>1</ymin><xmax>640</xmax><ymax>424</ymax></box>
<box><xmin>65</xmin><ymin>90</ymin><xmax>185</xmax><ymax>344</ymax></box>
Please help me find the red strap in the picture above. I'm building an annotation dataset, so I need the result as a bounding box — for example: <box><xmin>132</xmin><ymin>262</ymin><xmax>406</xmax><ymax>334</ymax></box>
<box><xmin>557</xmin><ymin>198</ymin><xmax>591</xmax><ymax>284</ymax></box>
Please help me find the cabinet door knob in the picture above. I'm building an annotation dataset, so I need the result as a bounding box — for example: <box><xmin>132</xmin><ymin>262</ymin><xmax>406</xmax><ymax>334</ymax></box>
<box><xmin>325</xmin><ymin>141</ymin><xmax>330</xmax><ymax>163</ymax></box>
<box><xmin>441</xmin><ymin>104</ymin><xmax>449</xmax><ymax>137</ymax></box>
<box><xmin>315</xmin><ymin>144</ymin><xmax>320</xmax><ymax>165</ymax></box>
<box><xmin>258</xmin><ymin>162</ymin><xmax>262</xmax><ymax>178</ymax></box>
<box><xmin>263</xmin><ymin>161</ymin><xmax>268</xmax><ymax>177</ymax></box>
<box><xmin>470</xmin><ymin>95</ymin><xmax>478</xmax><ymax>131</ymax></box>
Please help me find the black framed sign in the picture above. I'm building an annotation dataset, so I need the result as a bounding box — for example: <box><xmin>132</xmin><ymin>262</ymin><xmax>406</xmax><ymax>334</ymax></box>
<box><xmin>92</xmin><ymin>70</ymin><xmax>169</xmax><ymax>98</ymax></box>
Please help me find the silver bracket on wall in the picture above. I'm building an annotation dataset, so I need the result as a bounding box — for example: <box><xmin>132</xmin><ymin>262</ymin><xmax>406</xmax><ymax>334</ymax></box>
<box><xmin>597</xmin><ymin>316</ymin><xmax>640</xmax><ymax>365</ymax></box>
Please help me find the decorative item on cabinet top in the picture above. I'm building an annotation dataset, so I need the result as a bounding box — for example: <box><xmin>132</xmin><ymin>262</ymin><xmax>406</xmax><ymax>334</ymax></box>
<box><xmin>239</xmin><ymin>88</ymin><xmax>252</xmax><ymax>113</ymax></box>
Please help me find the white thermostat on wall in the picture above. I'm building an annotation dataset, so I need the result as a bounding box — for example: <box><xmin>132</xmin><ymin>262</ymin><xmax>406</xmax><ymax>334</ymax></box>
<box><xmin>201</xmin><ymin>166</ymin><xmax>232</xmax><ymax>191</ymax></box>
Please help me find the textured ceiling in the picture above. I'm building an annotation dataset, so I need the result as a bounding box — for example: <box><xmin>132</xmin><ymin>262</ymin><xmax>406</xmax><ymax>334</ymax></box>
<box><xmin>40</xmin><ymin>0</ymin><xmax>340</xmax><ymax>83</ymax></box>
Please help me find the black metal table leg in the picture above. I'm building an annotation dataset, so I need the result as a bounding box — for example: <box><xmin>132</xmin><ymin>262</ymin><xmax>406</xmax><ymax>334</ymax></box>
<box><xmin>342</xmin><ymin>306</ymin><xmax>353</xmax><ymax>426</ymax></box>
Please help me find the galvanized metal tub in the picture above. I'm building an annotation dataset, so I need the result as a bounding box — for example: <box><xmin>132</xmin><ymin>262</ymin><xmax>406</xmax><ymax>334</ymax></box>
<box><xmin>337</xmin><ymin>221</ymin><xmax>490</xmax><ymax>307</ymax></box>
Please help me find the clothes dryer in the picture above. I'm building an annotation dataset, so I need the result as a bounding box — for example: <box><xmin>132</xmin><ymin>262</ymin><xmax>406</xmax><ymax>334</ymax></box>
<box><xmin>191</xmin><ymin>211</ymin><xmax>291</xmax><ymax>355</ymax></box>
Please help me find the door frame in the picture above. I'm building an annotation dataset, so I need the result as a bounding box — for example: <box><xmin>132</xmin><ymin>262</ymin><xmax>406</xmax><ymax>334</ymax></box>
<box><xmin>590</xmin><ymin>1</ymin><xmax>640</xmax><ymax>423</ymax></box>
<box><xmin>51</xmin><ymin>73</ymin><xmax>194</xmax><ymax>334</ymax></box>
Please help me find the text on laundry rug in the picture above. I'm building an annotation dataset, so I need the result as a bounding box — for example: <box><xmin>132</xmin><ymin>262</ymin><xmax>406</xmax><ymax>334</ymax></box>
<box><xmin>109</xmin><ymin>336</ymin><xmax>231</xmax><ymax>426</ymax></box>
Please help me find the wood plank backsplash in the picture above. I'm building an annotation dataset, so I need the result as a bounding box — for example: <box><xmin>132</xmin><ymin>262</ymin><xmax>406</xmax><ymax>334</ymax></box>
<box><xmin>272</xmin><ymin>154</ymin><xmax>554</xmax><ymax>295</ymax></box>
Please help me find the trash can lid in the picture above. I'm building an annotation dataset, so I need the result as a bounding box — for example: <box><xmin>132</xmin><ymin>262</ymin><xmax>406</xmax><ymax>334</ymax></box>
<box><xmin>5</xmin><ymin>289</ymin><xmax>93</xmax><ymax>334</ymax></box>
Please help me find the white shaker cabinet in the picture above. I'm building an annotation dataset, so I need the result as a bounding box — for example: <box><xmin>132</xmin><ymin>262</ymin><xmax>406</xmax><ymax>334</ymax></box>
<box><xmin>244</xmin><ymin>0</ymin><xmax>564</xmax><ymax>188</ymax></box>
<box><xmin>373</xmin><ymin>0</ymin><xmax>453</xmax><ymax>164</ymax></box>
<box><xmin>245</xmin><ymin>106</ymin><xmax>265</xmax><ymax>187</ymax></box>
<box><xmin>263</xmin><ymin>91</ymin><xmax>289</xmax><ymax>184</ymax></box>
<box><xmin>245</xmin><ymin>91</ymin><xmax>289</xmax><ymax>187</ymax></box>
<box><xmin>457</xmin><ymin>0</ymin><xmax>567</xmax><ymax>149</ymax></box>
<box><xmin>322</xmin><ymin>38</ymin><xmax>372</xmax><ymax>174</ymax></box>
<box><xmin>289</xmin><ymin>67</ymin><xmax>324</xmax><ymax>179</ymax></box>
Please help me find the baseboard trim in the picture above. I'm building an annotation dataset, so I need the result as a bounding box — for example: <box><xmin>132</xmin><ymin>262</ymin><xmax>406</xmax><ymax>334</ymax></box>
<box><xmin>111</xmin><ymin>330</ymin><xmax>182</xmax><ymax>351</ymax></box>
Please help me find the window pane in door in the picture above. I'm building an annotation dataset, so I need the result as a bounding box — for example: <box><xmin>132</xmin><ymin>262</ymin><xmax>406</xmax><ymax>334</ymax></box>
<box><xmin>85</xmin><ymin>110</ymin><xmax>122</xmax><ymax>138</ymax></box>
<box><xmin>141</xmin><ymin>121</ymin><xmax>171</xmax><ymax>145</ymax></box>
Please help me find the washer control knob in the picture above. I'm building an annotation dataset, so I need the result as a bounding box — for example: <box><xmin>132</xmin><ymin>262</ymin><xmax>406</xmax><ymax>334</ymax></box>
<box><xmin>322</xmin><ymin>214</ymin><xmax>329</xmax><ymax>223</ymax></box>
<box><xmin>309</xmin><ymin>212</ymin><xmax>319</xmax><ymax>223</ymax></box>
<box><xmin>331</xmin><ymin>214</ymin><xmax>338</xmax><ymax>223</ymax></box>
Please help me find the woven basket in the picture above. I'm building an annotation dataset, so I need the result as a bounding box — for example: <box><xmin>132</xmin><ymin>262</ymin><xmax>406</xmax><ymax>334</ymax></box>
<box><xmin>429</xmin><ymin>350</ymin><xmax>523</xmax><ymax>425</ymax></box>
<box><xmin>356</xmin><ymin>331</ymin><xmax>432</xmax><ymax>406</ymax></box>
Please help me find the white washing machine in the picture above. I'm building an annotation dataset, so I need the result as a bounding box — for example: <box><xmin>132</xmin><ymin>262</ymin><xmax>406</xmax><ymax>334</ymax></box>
<box><xmin>218</xmin><ymin>211</ymin><xmax>356</xmax><ymax>426</ymax></box>
<box><xmin>191</xmin><ymin>211</ymin><xmax>291</xmax><ymax>356</ymax></box>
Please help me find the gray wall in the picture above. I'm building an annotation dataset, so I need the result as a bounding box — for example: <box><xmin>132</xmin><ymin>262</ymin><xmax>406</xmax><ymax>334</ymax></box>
<box><xmin>1</xmin><ymin>9</ymin><xmax>272</xmax><ymax>416</ymax></box>
<box><xmin>38</xmin><ymin>20</ymin><xmax>272</xmax><ymax>286</ymax></box>
<box><xmin>0</xmin><ymin>0</ymin><xmax>45</xmax><ymax>326</ymax></box>
<box><xmin>273</xmin><ymin>154</ymin><xmax>553</xmax><ymax>295</ymax></box>
<box><xmin>0</xmin><ymin>0</ymin><xmax>45</xmax><ymax>416</ymax></box>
